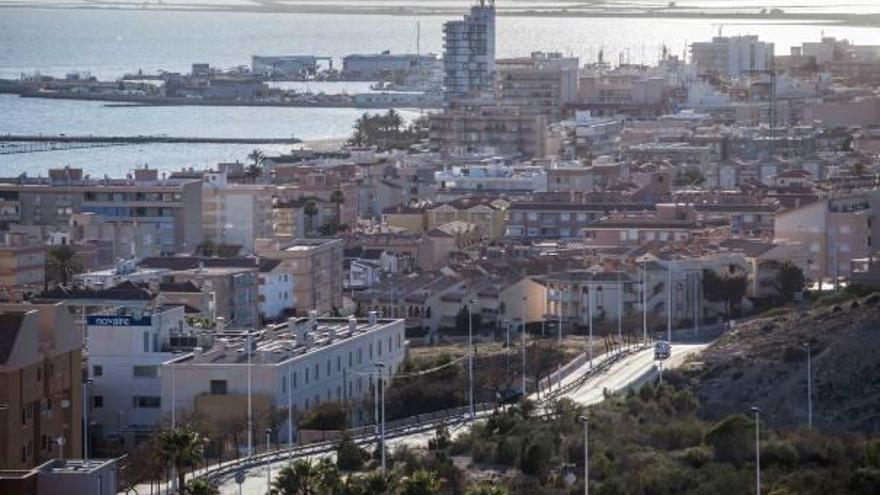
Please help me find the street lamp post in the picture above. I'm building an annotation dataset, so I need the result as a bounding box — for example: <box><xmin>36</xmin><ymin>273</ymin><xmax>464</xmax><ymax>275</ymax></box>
<box><xmin>558</xmin><ymin>286</ymin><xmax>564</xmax><ymax>343</ymax></box>
<box><xmin>579</xmin><ymin>415</ymin><xmax>589</xmax><ymax>495</ymax></box>
<box><xmin>803</xmin><ymin>342</ymin><xmax>813</xmax><ymax>429</ymax></box>
<box><xmin>617</xmin><ymin>272</ymin><xmax>623</xmax><ymax>354</ymax></box>
<box><xmin>667</xmin><ymin>260</ymin><xmax>673</xmax><ymax>343</ymax></box>
<box><xmin>587</xmin><ymin>283</ymin><xmax>594</xmax><ymax>368</ymax></box>
<box><xmin>375</xmin><ymin>363</ymin><xmax>386</xmax><ymax>475</ymax></box>
<box><xmin>641</xmin><ymin>261</ymin><xmax>647</xmax><ymax>345</ymax></box>
<box><xmin>752</xmin><ymin>406</ymin><xmax>762</xmax><ymax>495</ymax></box>
<box><xmin>467</xmin><ymin>298</ymin><xmax>475</xmax><ymax>420</ymax></box>
<box><xmin>266</xmin><ymin>428</ymin><xmax>272</xmax><ymax>493</ymax></box>
<box><xmin>82</xmin><ymin>379</ymin><xmax>92</xmax><ymax>462</ymax></box>
<box><xmin>287</xmin><ymin>361</ymin><xmax>294</xmax><ymax>458</ymax></box>
<box><xmin>521</xmin><ymin>297</ymin><xmax>527</xmax><ymax>396</ymax></box>
<box><xmin>171</xmin><ymin>359</ymin><xmax>176</xmax><ymax>429</ymax></box>
<box><xmin>247</xmin><ymin>332</ymin><xmax>254</xmax><ymax>457</ymax></box>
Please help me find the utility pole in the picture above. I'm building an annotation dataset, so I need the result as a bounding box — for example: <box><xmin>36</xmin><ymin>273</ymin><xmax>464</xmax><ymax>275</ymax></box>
<box><xmin>521</xmin><ymin>297</ymin><xmax>527</xmax><ymax>395</ymax></box>
<box><xmin>617</xmin><ymin>271</ymin><xmax>623</xmax><ymax>353</ymax></box>
<box><xmin>247</xmin><ymin>332</ymin><xmax>253</xmax><ymax>457</ymax></box>
<box><xmin>803</xmin><ymin>342</ymin><xmax>813</xmax><ymax>429</ymax></box>
<box><xmin>667</xmin><ymin>261</ymin><xmax>673</xmax><ymax>343</ymax></box>
<box><xmin>587</xmin><ymin>283</ymin><xmax>594</xmax><ymax>368</ymax></box>
<box><xmin>287</xmin><ymin>361</ymin><xmax>294</xmax><ymax>457</ymax></box>
<box><xmin>579</xmin><ymin>415</ymin><xmax>589</xmax><ymax>495</ymax></box>
<box><xmin>468</xmin><ymin>299</ymin><xmax>475</xmax><ymax>420</ymax></box>
<box><xmin>642</xmin><ymin>261</ymin><xmax>647</xmax><ymax>345</ymax></box>
<box><xmin>376</xmin><ymin>363</ymin><xmax>386</xmax><ymax>475</ymax></box>
<box><xmin>752</xmin><ymin>406</ymin><xmax>762</xmax><ymax>495</ymax></box>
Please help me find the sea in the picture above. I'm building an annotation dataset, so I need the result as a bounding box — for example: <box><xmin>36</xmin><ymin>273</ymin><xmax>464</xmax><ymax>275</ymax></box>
<box><xmin>1</xmin><ymin>5</ymin><xmax>879</xmax><ymax>177</ymax></box>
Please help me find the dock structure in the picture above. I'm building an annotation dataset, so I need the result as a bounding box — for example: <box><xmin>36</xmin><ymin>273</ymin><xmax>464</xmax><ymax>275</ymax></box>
<box><xmin>0</xmin><ymin>134</ymin><xmax>302</xmax><ymax>154</ymax></box>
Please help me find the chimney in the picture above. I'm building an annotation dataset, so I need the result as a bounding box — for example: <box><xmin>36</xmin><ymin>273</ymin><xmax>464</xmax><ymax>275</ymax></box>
<box><xmin>192</xmin><ymin>347</ymin><xmax>203</xmax><ymax>361</ymax></box>
<box><xmin>348</xmin><ymin>316</ymin><xmax>357</xmax><ymax>336</ymax></box>
<box><xmin>308</xmin><ymin>309</ymin><xmax>318</xmax><ymax>330</ymax></box>
<box><xmin>368</xmin><ymin>311</ymin><xmax>378</xmax><ymax>325</ymax></box>
<box><xmin>216</xmin><ymin>317</ymin><xmax>225</xmax><ymax>333</ymax></box>
<box><xmin>287</xmin><ymin>317</ymin><xmax>297</xmax><ymax>335</ymax></box>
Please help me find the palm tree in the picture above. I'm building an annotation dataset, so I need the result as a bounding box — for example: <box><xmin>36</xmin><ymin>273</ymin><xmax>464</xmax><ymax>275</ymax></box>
<box><xmin>272</xmin><ymin>459</ymin><xmax>323</xmax><ymax>495</ymax></box>
<box><xmin>184</xmin><ymin>478</ymin><xmax>219</xmax><ymax>495</ymax></box>
<box><xmin>246</xmin><ymin>149</ymin><xmax>265</xmax><ymax>181</ymax></box>
<box><xmin>303</xmin><ymin>200</ymin><xmax>319</xmax><ymax>237</ymax></box>
<box><xmin>330</xmin><ymin>190</ymin><xmax>345</xmax><ymax>234</ymax></box>
<box><xmin>46</xmin><ymin>244</ymin><xmax>82</xmax><ymax>288</ymax></box>
<box><xmin>155</xmin><ymin>427</ymin><xmax>205</xmax><ymax>494</ymax></box>
<box><xmin>349</xmin><ymin>470</ymin><xmax>398</xmax><ymax>495</ymax></box>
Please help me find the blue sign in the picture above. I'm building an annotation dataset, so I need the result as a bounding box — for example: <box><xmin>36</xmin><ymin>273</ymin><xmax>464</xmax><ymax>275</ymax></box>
<box><xmin>87</xmin><ymin>315</ymin><xmax>153</xmax><ymax>327</ymax></box>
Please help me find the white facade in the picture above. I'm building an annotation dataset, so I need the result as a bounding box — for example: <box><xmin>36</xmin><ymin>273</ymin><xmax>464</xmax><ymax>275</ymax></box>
<box><xmin>86</xmin><ymin>306</ymin><xmax>191</xmax><ymax>441</ymax></box>
<box><xmin>161</xmin><ymin>314</ymin><xmax>406</xmax><ymax>438</ymax></box>
<box><xmin>691</xmin><ymin>36</ymin><xmax>774</xmax><ymax>77</ymax></box>
<box><xmin>435</xmin><ymin>163</ymin><xmax>548</xmax><ymax>193</ymax></box>
<box><xmin>202</xmin><ymin>170</ymin><xmax>273</xmax><ymax>254</ymax></box>
<box><xmin>259</xmin><ymin>262</ymin><xmax>296</xmax><ymax>321</ymax></box>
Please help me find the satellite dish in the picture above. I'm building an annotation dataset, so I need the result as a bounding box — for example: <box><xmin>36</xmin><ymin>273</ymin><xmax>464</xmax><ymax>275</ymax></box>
<box><xmin>61</xmin><ymin>399</ymin><xmax>71</xmax><ymax>408</ymax></box>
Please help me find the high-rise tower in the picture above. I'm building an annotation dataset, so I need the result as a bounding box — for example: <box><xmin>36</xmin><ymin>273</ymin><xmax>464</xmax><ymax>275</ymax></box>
<box><xmin>443</xmin><ymin>0</ymin><xmax>496</xmax><ymax>102</ymax></box>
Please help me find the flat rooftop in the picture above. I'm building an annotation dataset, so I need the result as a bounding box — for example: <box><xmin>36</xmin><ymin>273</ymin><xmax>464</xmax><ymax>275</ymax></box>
<box><xmin>174</xmin><ymin>316</ymin><xmax>402</xmax><ymax>366</ymax></box>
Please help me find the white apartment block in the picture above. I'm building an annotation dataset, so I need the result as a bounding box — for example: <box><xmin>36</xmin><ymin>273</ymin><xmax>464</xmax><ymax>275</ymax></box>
<box><xmin>86</xmin><ymin>306</ymin><xmax>194</xmax><ymax>445</ymax></box>
<box><xmin>691</xmin><ymin>36</ymin><xmax>774</xmax><ymax>77</ymax></box>
<box><xmin>202</xmin><ymin>170</ymin><xmax>274</xmax><ymax>254</ymax></box>
<box><xmin>258</xmin><ymin>258</ymin><xmax>296</xmax><ymax>321</ymax></box>
<box><xmin>161</xmin><ymin>313</ymin><xmax>406</xmax><ymax>440</ymax></box>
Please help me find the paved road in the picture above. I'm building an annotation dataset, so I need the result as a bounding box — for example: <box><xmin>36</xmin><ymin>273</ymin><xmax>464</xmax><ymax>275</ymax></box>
<box><xmin>202</xmin><ymin>342</ymin><xmax>707</xmax><ymax>495</ymax></box>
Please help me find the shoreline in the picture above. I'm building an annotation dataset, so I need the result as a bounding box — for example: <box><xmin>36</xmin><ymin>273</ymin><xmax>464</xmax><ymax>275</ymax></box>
<box><xmin>1</xmin><ymin>4</ymin><xmax>879</xmax><ymax>28</ymax></box>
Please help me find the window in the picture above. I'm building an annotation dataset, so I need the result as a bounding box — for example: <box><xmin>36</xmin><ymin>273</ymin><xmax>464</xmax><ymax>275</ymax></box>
<box><xmin>143</xmin><ymin>331</ymin><xmax>150</xmax><ymax>353</ymax></box>
<box><xmin>305</xmin><ymin>368</ymin><xmax>310</xmax><ymax>384</ymax></box>
<box><xmin>326</xmin><ymin>360</ymin><xmax>331</xmax><ymax>376</ymax></box>
<box><xmin>133</xmin><ymin>396</ymin><xmax>161</xmax><ymax>408</ymax></box>
<box><xmin>293</xmin><ymin>372</ymin><xmax>298</xmax><ymax>388</ymax></box>
<box><xmin>348</xmin><ymin>352</ymin><xmax>353</xmax><ymax>367</ymax></box>
<box><xmin>210</xmin><ymin>380</ymin><xmax>228</xmax><ymax>395</ymax></box>
<box><xmin>93</xmin><ymin>396</ymin><xmax>104</xmax><ymax>408</ymax></box>
<box><xmin>92</xmin><ymin>365</ymin><xmax>103</xmax><ymax>377</ymax></box>
<box><xmin>314</xmin><ymin>363</ymin><xmax>320</xmax><ymax>380</ymax></box>
<box><xmin>369</xmin><ymin>344</ymin><xmax>373</xmax><ymax>359</ymax></box>
<box><xmin>282</xmin><ymin>375</ymin><xmax>287</xmax><ymax>393</ymax></box>
<box><xmin>133</xmin><ymin>365</ymin><xmax>158</xmax><ymax>378</ymax></box>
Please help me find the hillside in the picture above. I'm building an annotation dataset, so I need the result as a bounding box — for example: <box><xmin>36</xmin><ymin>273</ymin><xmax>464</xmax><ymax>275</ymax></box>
<box><xmin>689</xmin><ymin>294</ymin><xmax>880</xmax><ymax>433</ymax></box>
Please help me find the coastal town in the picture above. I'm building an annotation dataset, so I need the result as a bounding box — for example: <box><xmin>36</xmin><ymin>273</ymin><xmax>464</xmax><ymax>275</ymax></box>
<box><xmin>2</xmin><ymin>1</ymin><xmax>880</xmax><ymax>494</ymax></box>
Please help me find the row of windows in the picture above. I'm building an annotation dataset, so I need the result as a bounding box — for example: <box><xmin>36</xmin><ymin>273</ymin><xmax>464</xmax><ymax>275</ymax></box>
<box><xmin>92</xmin><ymin>364</ymin><xmax>159</xmax><ymax>378</ymax></box>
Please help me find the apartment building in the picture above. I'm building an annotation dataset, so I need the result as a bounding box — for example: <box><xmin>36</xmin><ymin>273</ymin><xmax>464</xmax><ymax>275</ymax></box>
<box><xmin>0</xmin><ymin>303</ymin><xmax>82</xmax><ymax>469</ymax></box>
<box><xmin>256</xmin><ymin>238</ymin><xmax>344</xmax><ymax>315</ymax></box>
<box><xmin>162</xmin><ymin>314</ymin><xmax>406</xmax><ymax>437</ymax></box>
<box><xmin>139</xmin><ymin>258</ymin><xmax>260</xmax><ymax>329</ymax></box>
<box><xmin>258</xmin><ymin>258</ymin><xmax>296</xmax><ymax>322</ymax></box>
<box><xmin>427</xmin><ymin>196</ymin><xmax>509</xmax><ymax>241</ymax></box>
<box><xmin>0</xmin><ymin>458</ymin><xmax>117</xmax><ymax>495</ymax></box>
<box><xmin>434</xmin><ymin>162</ymin><xmax>547</xmax><ymax>199</ymax></box>
<box><xmin>428</xmin><ymin>105</ymin><xmax>547</xmax><ymax>158</ymax></box>
<box><xmin>691</xmin><ymin>35</ymin><xmax>775</xmax><ymax>77</ymax></box>
<box><xmin>0</xmin><ymin>167</ymin><xmax>203</xmax><ymax>256</ymax></box>
<box><xmin>443</xmin><ymin>0</ymin><xmax>496</xmax><ymax>100</ymax></box>
<box><xmin>497</xmin><ymin>52</ymin><xmax>579</xmax><ymax>123</ymax></box>
<box><xmin>774</xmin><ymin>193</ymin><xmax>877</xmax><ymax>283</ymax></box>
<box><xmin>201</xmin><ymin>170</ymin><xmax>274</xmax><ymax>254</ymax></box>
<box><xmin>506</xmin><ymin>201</ymin><xmax>651</xmax><ymax>238</ymax></box>
<box><xmin>85</xmin><ymin>306</ymin><xmax>195</xmax><ymax>446</ymax></box>
<box><xmin>0</xmin><ymin>232</ymin><xmax>45</xmax><ymax>299</ymax></box>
